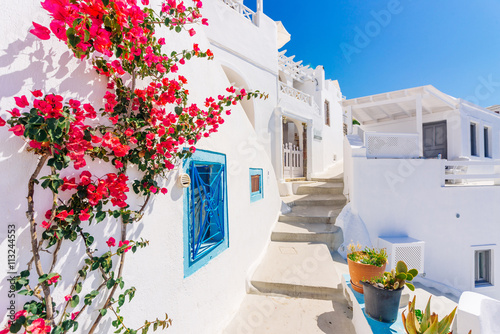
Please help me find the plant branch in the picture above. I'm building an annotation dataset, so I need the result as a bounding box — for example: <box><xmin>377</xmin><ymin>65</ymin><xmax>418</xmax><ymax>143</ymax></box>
<box><xmin>27</xmin><ymin>154</ymin><xmax>54</xmax><ymax>323</ymax></box>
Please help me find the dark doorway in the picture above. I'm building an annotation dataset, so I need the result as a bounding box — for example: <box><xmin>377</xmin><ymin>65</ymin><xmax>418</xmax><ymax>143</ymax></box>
<box><xmin>423</xmin><ymin>121</ymin><xmax>447</xmax><ymax>159</ymax></box>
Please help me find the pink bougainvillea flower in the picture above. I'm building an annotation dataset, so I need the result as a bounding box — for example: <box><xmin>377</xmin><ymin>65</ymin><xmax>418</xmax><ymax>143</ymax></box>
<box><xmin>41</xmin><ymin>221</ymin><xmax>51</xmax><ymax>229</ymax></box>
<box><xmin>30</xmin><ymin>22</ymin><xmax>51</xmax><ymax>40</ymax></box>
<box><xmin>0</xmin><ymin>117</ymin><xmax>5</xmax><ymax>127</ymax></box>
<box><xmin>14</xmin><ymin>310</ymin><xmax>27</xmax><ymax>320</ymax></box>
<box><xmin>161</xmin><ymin>187</ymin><xmax>168</xmax><ymax>194</ymax></box>
<box><xmin>79</xmin><ymin>209</ymin><xmax>90</xmax><ymax>221</ymax></box>
<box><xmin>114</xmin><ymin>160</ymin><xmax>123</xmax><ymax>168</ymax></box>
<box><xmin>14</xmin><ymin>95</ymin><xmax>29</xmax><ymax>108</ymax></box>
<box><xmin>47</xmin><ymin>274</ymin><xmax>60</xmax><ymax>285</ymax></box>
<box><xmin>7</xmin><ymin>108</ymin><xmax>21</xmax><ymax>117</ymax></box>
<box><xmin>49</xmin><ymin>20</ymin><xmax>66</xmax><ymax>40</ymax></box>
<box><xmin>31</xmin><ymin>90</ymin><xmax>43</xmax><ymax>97</ymax></box>
<box><xmin>141</xmin><ymin>0</ymin><xmax>149</xmax><ymax>5</ymax></box>
<box><xmin>9</xmin><ymin>124</ymin><xmax>25</xmax><ymax>136</ymax></box>
<box><xmin>118</xmin><ymin>240</ymin><xmax>131</xmax><ymax>252</ymax></box>
<box><xmin>0</xmin><ymin>327</ymin><xmax>10</xmax><ymax>334</ymax></box>
<box><xmin>106</xmin><ymin>237</ymin><xmax>116</xmax><ymax>247</ymax></box>
<box><xmin>188</xmin><ymin>28</ymin><xmax>196</xmax><ymax>37</ymax></box>
<box><xmin>158</xmin><ymin>37</ymin><xmax>165</xmax><ymax>45</ymax></box>
<box><xmin>64</xmin><ymin>295</ymin><xmax>72</xmax><ymax>301</ymax></box>
<box><xmin>196</xmin><ymin>1</ymin><xmax>203</xmax><ymax>8</ymax></box>
<box><xmin>202</xmin><ymin>18</ymin><xmax>208</xmax><ymax>26</ymax></box>
<box><xmin>71</xmin><ymin>312</ymin><xmax>79</xmax><ymax>321</ymax></box>
<box><xmin>149</xmin><ymin>186</ymin><xmax>157</xmax><ymax>193</ymax></box>
<box><xmin>156</xmin><ymin>64</ymin><xmax>166</xmax><ymax>73</ymax></box>
<box><xmin>26</xmin><ymin>318</ymin><xmax>51</xmax><ymax>334</ymax></box>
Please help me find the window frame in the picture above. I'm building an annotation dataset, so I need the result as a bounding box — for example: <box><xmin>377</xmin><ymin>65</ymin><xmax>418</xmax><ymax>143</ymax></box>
<box><xmin>470</xmin><ymin>122</ymin><xmax>478</xmax><ymax>157</ymax></box>
<box><xmin>484</xmin><ymin>126</ymin><xmax>492</xmax><ymax>158</ymax></box>
<box><xmin>471</xmin><ymin>244</ymin><xmax>496</xmax><ymax>290</ymax></box>
<box><xmin>183</xmin><ymin>149</ymin><xmax>229</xmax><ymax>277</ymax></box>
<box><xmin>324</xmin><ymin>100</ymin><xmax>330</xmax><ymax>127</ymax></box>
<box><xmin>249</xmin><ymin>168</ymin><xmax>264</xmax><ymax>202</ymax></box>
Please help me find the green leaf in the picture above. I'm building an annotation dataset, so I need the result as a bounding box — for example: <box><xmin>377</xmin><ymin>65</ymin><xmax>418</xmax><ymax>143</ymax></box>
<box><xmin>70</xmin><ymin>295</ymin><xmax>79</xmax><ymax>308</ymax></box>
<box><xmin>175</xmin><ymin>26</ymin><xmax>181</xmax><ymax>33</ymax></box>
<box><xmin>9</xmin><ymin>318</ymin><xmax>24</xmax><ymax>333</ymax></box>
<box><xmin>103</xmin><ymin>0</ymin><xmax>109</xmax><ymax>5</ymax></box>
<box><xmin>408</xmin><ymin>269</ymin><xmax>418</xmax><ymax>277</ymax></box>
<box><xmin>406</xmin><ymin>283</ymin><xmax>415</xmax><ymax>291</ymax></box>
<box><xmin>164</xmin><ymin>17</ymin><xmax>170</xmax><ymax>26</ymax></box>
<box><xmin>86</xmin><ymin>235</ymin><xmax>94</xmax><ymax>247</ymax></box>
<box><xmin>96</xmin><ymin>211</ymin><xmax>106</xmax><ymax>223</ymax></box>
<box><xmin>20</xmin><ymin>270</ymin><xmax>30</xmax><ymax>278</ymax></box>
<box><xmin>100</xmin><ymin>309</ymin><xmax>107</xmax><ymax>316</ymax></box>
<box><xmin>19</xmin><ymin>289</ymin><xmax>33</xmax><ymax>296</ymax></box>
<box><xmin>75</xmin><ymin>282</ymin><xmax>82</xmax><ymax>293</ymax></box>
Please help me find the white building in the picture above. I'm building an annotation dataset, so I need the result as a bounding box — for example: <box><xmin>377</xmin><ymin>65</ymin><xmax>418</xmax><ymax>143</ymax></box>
<box><xmin>342</xmin><ymin>85</ymin><xmax>500</xmax><ymax>300</ymax></box>
<box><xmin>0</xmin><ymin>0</ymin><xmax>344</xmax><ymax>333</ymax></box>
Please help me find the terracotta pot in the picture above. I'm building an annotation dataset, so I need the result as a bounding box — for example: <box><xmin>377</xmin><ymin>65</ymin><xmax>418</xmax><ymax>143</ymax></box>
<box><xmin>347</xmin><ymin>258</ymin><xmax>386</xmax><ymax>294</ymax></box>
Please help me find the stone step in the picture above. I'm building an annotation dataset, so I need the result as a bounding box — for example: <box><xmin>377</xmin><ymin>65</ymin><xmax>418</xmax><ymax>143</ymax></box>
<box><xmin>249</xmin><ymin>242</ymin><xmax>344</xmax><ymax>301</ymax></box>
<box><xmin>285</xmin><ymin>177</ymin><xmax>306</xmax><ymax>182</ymax></box>
<box><xmin>271</xmin><ymin>222</ymin><xmax>342</xmax><ymax>250</ymax></box>
<box><xmin>295</xmin><ymin>182</ymin><xmax>344</xmax><ymax>195</ymax></box>
<box><xmin>311</xmin><ymin>175</ymin><xmax>344</xmax><ymax>183</ymax></box>
<box><xmin>283</xmin><ymin>194</ymin><xmax>347</xmax><ymax>207</ymax></box>
<box><xmin>279</xmin><ymin>206</ymin><xmax>343</xmax><ymax>224</ymax></box>
<box><xmin>222</xmin><ymin>294</ymin><xmax>355</xmax><ymax>334</ymax></box>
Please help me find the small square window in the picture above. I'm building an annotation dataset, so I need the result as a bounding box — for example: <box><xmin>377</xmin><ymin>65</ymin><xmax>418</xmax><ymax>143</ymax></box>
<box><xmin>250</xmin><ymin>168</ymin><xmax>263</xmax><ymax>202</ymax></box>
<box><xmin>475</xmin><ymin>249</ymin><xmax>492</xmax><ymax>287</ymax></box>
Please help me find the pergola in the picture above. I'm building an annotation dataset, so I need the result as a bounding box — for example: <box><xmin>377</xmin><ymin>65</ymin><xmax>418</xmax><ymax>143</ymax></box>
<box><xmin>342</xmin><ymin>85</ymin><xmax>458</xmax><ymax>156</ymax></box>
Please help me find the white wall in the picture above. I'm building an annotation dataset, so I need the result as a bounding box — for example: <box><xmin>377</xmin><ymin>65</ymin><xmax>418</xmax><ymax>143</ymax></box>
<box><xmin>0</xmin><ymin>1</ymin><xmax>281</xmax><ymax>333</ymax></box>
<box><xmin>346</xmin><ymin>153</ymin><xmax>500</xmax><ymax>299</ymax></box>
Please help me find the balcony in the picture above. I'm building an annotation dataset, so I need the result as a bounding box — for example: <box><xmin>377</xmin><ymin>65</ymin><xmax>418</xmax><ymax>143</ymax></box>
<box><xmin>279</xmin><ymin>82</ymin><xmax>320</xmax><ymax>115</ymax></box>
<box><xmin>220</xmin><ymin>0</ymin><xmax>257</xmax><ymax>25</ymax></box>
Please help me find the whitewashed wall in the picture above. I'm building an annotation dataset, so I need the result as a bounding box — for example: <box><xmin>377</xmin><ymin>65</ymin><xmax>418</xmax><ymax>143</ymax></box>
<box><xmin>0</xmin><ymin>1</ymin><xmax>281</xmax><ymax>333</ymax></box>
<box><xmin>345</xmin><ymin>152</ymin><xmax>500</xmax><ymax>299</ymax></box>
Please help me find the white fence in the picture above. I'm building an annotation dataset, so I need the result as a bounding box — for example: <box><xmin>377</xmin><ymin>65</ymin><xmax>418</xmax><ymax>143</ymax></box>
<box><xmin>443</xmin><ymin>160</ymin><xmax>500</xmax><ymax>186</ymax></box>
<box><xmin>283</xmin><ymin>143</ymin><xmax>303</xmax><ymax>178</ymax></box>
<box><xmin>365</xmin><ymin>132</ymin><xmax>420</xmax><ymax>159</ymax></box>
<box><xmin>221</xmin><ymin>0</ymin><xmax>256</xmax><ymax>24</ymax></box>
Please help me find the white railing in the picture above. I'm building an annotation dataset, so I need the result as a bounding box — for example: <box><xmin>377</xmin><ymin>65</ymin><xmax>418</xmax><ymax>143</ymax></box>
<box><xmin>221</xmin><ymin>0</ymin><xmax>256</xmax><ymax>24</ymax></box>
<box><xmin>278</xmin><ymin>51</ymin><xmax>313</xmax><ymax>82</ymax></box>
<box><xmin>312</xmin><ymin>100</ymin><xmax>321</xmax><ymax>116</ymax></box>
<box><xmin>365</xmin><ymin>132</ymin><xmax>420</xmax><ymax>159</ymax></box>
<box><xmin>283</xmin><ymin>143</ymin><xmax>303</xmax><ymax>179</ymax></box>
<box><xmin>280</xmin><ymin>82</ymin><xmax>320</xmax><ymax>115</ymax></box>
<box><xmin>443</xmin><ymin>160</ymin><xmax>500</xmax><ymax>186</ymax></box>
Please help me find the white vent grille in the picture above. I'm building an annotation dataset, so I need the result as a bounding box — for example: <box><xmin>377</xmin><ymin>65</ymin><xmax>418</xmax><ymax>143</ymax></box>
<box><xmin>365</xmin><ymin>132</ymin><xmax>420</xmax><ymax>159</ymax></box>
<box><xmin>378</xmin><ymin>237</ymin><xmax>425</xmax><ymax>274</ymax></box>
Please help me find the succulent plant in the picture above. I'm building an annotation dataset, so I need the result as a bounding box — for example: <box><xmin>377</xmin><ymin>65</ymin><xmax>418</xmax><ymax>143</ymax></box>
<box><xmin>366</xmin><ymin>260</ymin><xmax>418</xmax><ymax>291</ymax></box>
<box><xmin>402</xmin><ymin>296</ymin><xmax>461</xmax><ymax>334</ymax></box>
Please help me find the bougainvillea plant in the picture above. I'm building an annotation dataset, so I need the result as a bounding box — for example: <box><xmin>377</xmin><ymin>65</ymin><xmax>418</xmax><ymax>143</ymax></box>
<box><xmin>0</xmin><ymin>0</ymin><xmax>267</xmax><ymax>333</ymax></box>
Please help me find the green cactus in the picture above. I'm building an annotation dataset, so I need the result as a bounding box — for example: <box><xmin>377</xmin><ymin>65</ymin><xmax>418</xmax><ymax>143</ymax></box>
<box><xmin>367</xmin><ymin>260</ymin><xmax>418</xmax><ymax>291</ymax></box>
<box><xmin>402</xmin><ymin>296</ymin><xmax>463</xmax><ymax>334</ymax></box>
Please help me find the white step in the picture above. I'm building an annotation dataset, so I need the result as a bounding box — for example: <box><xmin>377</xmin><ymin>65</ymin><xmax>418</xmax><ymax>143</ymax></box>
<box><xmin>279</xmin><ymin>206</ymin><xmax>343</xmax><ymax>224</ymax></box>
<box><xmin>271</xmin><ymin>222</ymin><xmax>342</xmax><ymax>250</ymax></box>
<box><xmin>222</xmin><ymin>295</ymin><xmax>355</xmax><ymax>334</ymax></box>
<box><xmin>250</xmin><ymin>242</ymin><xmax>344</xmax><ymax>300</ymax></box>
<box><xmin>295</xmin><ymin>182</ymin><xmax>344</xmax><ymax>195</ymax></box>
<box><xmin>283</xmin><ymin>194</ymin><xmax>347</xmax><ymax>207</ymax></box>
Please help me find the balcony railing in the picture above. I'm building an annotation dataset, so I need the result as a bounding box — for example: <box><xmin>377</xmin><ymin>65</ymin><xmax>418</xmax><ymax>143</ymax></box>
<box><xmin>221</xmin><ymin>0</ymin><xmax>256</xmax><ymax>24</ymax></box>
<box><xmin>365</xmin><ymin>132</ymin><xmax>420</xmax><ymax>159</ymax></box>
<box><xmin>279</xmin><ymin>82</ymin><xmax>321</xmax><ymax>115</ymax></box>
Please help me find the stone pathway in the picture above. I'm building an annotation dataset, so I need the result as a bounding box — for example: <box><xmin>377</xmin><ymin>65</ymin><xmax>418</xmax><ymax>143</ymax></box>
<box><xmin>223</xmin><ymin>173</ymin><xmax>355</xmax><ymax>334</ymax></box>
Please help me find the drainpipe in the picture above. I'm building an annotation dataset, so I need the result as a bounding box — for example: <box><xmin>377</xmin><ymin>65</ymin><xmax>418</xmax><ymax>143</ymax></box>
<box><xmin>254</xmin><ymin>0</ymin><xmax>263</xmax><ymax>27</ymax></box>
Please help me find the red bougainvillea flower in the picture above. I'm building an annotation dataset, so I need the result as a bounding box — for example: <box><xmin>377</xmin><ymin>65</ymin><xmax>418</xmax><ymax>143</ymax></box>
<box><xmin>26</xmin><ymin>318</ymin><xmax>51</xmax><ymax>334</ymax></box>
<box><xmin>14</xmin><ymin>310</ymin><xmax>27</xmax><ymax>320</ymax></box>
<box><xmin>118</xmin><ymin>240</ymin><xmax>131</xmax><ymax>252</ymax></box>
<box><xmin>0</xmin><ymin>327</ymin><xmax>10</xmax><ymax>334</ymax></box>
<box><xmin>79</xmin><ymin>209</ymin><xmax>90</xmax><ymax>221</ymax></box>
<box><xmin>106</xmin><ymin>237</ymin><xmax>116</xmax><ymax>247</ymax></box>
<box><xmin>9</xmin><ymin>124</ymin><xmax>25</xmax><ymax>136</ymax></box>
<box><xmin>188</xmin><ymin>28</ymin><xmax>196</xmax><ymax>36</ymax></box>
<box><xmin>41</xmin><ymin>221</ymin><xmax>51</xmax><ymax>229</ymax></box>
<box><xmin>31</xmin><ymin>90</ymin><xmax>43</xmax><ymax>97</ymax></box>
<box><xmin>14</xmin><ymin>95</ymin><xmax>29</xmax><ymax>108</ymax></box>
<box><xmin>64</xmin><ymin>295</ymin><xmax>72</xmax><ymax>301</ymax></box>
<box><xmin>30</xmin><ymin>22</ymin><xmax>51</xmax><ymax>40</ymax></box>
<box><xmin>47</xmin><ymin>275</ymin><xmax>60</xmax><ymax>285</ymax></box>
<box><xmin>0</xmin><ymin>118</ymin><xmax>5</xmax><ymax>127</ymax></box>
<box><xmin>161</xmin><ymin>187</ymin><xmax>168</xmax><ymax>194</ymax></box>
<box><xmin>141</xmin><ymin>0</ymin><xmax>149</xmax><ymax>4</ymax></box>
<box><xmin>71</xmin><ymin>312</ymin><xmax>79</xmax><ymax>321</ymax></box>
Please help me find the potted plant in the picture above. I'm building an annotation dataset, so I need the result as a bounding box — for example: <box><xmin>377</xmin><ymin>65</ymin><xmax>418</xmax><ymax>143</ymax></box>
<box><xmin>347</xmin><ymin>243</ymin><xmax>388</xmax><ymax>294</ymax></box>
<box><xmin>361</xmin><ymin>261</ymin><xmax>418</xmax><ymax>323</ymax></box>
<box><xmin>402</xmin><ymin>296</ymin><xmax>463</xmax><ymax>334</ymax></box>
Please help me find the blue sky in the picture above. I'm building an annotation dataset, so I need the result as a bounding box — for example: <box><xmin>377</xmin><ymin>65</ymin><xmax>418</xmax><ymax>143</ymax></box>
<box><xmin>247</xmin><ymin>0</ymin><xmax>500</xmax><ymax>107</ymax></box>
